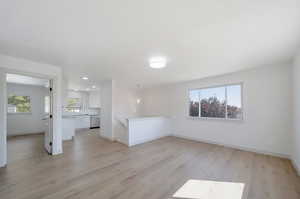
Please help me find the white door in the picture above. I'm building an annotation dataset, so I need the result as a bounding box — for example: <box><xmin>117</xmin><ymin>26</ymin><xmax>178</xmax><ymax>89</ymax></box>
<box><xmin>44</xmin><ymin>80</ymin><xmax>53</xmax><ymax>154</ymax></box>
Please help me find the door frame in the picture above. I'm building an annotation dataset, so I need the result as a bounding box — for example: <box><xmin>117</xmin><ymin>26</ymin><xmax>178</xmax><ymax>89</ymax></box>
<box><xmin>0</xmin><ymin>68</ymin><xmax>63</xmax><ymax>167</ymax></box>
<box><xmin>44</xmin><ymin>79</ymin><xmax>54</xmax><ymax>154</ymax></box>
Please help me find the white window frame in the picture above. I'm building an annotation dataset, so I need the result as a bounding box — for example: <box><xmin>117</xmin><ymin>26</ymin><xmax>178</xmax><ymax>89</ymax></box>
<box><xmin>187</xmin><ymin>82</ymin><xmax>244</xmax><ymax>121</ymax></box>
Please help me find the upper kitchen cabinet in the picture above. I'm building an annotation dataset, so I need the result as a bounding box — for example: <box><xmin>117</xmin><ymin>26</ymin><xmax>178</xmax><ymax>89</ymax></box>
<box><xmin>89</xmin><ymin>91</ymin><xmax>101</xmax><ymax>108</ymax></box>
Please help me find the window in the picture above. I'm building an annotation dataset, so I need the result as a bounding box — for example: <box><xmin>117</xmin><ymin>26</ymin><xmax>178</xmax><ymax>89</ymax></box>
<box><xmin>188</xmin><ymin>84</ymin><xmax>243</xmax><ymax>120</ymax></box>
<box><xmin>64</xmin><ymin>98</ymin><xmax>81</xmax><ymax>112</ymax></box>
<box><xmin>64</xmin><ymin>107</ymin><xmax>81</xmax><ymax>113</ymax></box>
<box><xmin>226</xmin><ymin>85</ymin><xmax>243</xmax><ymax>119</ymax></box>
<box><xmin>66</xmin><ymin>98</ymin><xmax>81</xmax><ymax>107</ymax></box>
<box><xmin>8</xmin><ymin>95</ymin><xmax>31</xmax><ymax>113</ymax></box>
<box><xmin>200</xmin><ymin>86</ymin><xmax>226</xmax><ymax>118</ymax></box>
<box><xmin>189</xmin><ymin>90</ymin><xmax>200</xmax><ymax>117</ymax></box>
<box><xmin>44</xmin><ymin>96</ymin><xmax>50</xmax><ymax>114</ymax></box>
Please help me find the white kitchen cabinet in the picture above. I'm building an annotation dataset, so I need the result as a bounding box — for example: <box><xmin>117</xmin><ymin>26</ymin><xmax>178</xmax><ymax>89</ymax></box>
<box><xmin>75</xmin><ymin>116</ymin><xmax>90</xmax><ymax>129</ymax></box>
<box><xmin>81</xmin><ymin>116</ymin><xmax>90</xmax><ymax>128</ymax></box>
<box><xmin>89</xmin><ymin>91</ymin><xmax>101</xmax><ymax>108</ymax></box>
<box><xmin>62</xmin><ymin>118</ymin><xmax>75</xmax><ymax>140</ymax></box>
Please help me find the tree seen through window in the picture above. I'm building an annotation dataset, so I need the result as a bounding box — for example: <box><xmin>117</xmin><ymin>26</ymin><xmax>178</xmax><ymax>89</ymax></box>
<box><xmin>8</xmin><ymin>95</ymin><xmax>31</xmax><ymax>113</ymax></box>
<box><xmin>189</xmin><ymin>84</ymin><xmax>242</xmax><ymax>119</ymax></box>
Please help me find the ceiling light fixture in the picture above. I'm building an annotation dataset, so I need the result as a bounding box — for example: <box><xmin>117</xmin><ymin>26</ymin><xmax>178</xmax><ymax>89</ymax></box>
<box><xmin>149</xmin><ymin>57</ymin><xmax>167</xmax><ymax>69</ymax></box>
<box><xmin>81</xmin><ymin>76</ymin><xmax>89</xmax><ymax>80</ymax></box>
<box><xmin>92</xmin><ymin>85</ymin><xmax>96</xmax><ymax>89</ymax></box>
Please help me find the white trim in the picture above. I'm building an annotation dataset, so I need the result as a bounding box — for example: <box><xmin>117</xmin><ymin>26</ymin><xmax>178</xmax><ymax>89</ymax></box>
<box><xmin>186</xmin><ymin>116</ymin><xmax>244</xmax><ymax>123</ymax></box>
<box><xmin>0</xmin><ymin>69</ymin><xmax>7</xmax><ymax>167</ymax></box>
<box><xmin>128</xmin><ymin>133</ymin><xmax>172</xmax><ymax>147</ymax></box>
<box><xmin>127</xmin><ymin>116</ymin><xmax>169</xmax><ymax>121</ymax></box>
<box><xmin>6</xmin><ymin>82</ymin><xmax>49</xmax><ymax>88</ymax></box>
<box><xmin>115</xmin><ymin>138</ymin><xmax>128</xmax><ymax>146</ymax></box>
<box><xmin>225</xmin><ymin>86</ymin><xmax>228</xmax><ymax>118</ymax></box>
<box><xmin>100</xmin><ymin>133</ymin><xmax>115</xmax><ymax>142</ymax></box>
<box><xmin>7</xmin><ymin>132</ymin><xmax>45</xmax><ymax>137</ymax></box>
<box><xmin>7</xmin><ymin>112</ymin><xmax>32</xmax><ymax>115</ymax></box>
<box><xmin>291</xmin><ymin>159</ymin><xmax>300</xmax><ymax>176</ymax></box>
<box><xmin>189</xmin><ymin>82</ymin><xmax>244</xmax><ymax>91</ymax></box>
<box><xmin>172</xmin><ymin>134</ymin><xmax>290</xmax><ymax>159</ymax></box>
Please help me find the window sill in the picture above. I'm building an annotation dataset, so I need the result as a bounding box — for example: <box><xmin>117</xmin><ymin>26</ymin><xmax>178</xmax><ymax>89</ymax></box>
<box><xmin>8</xmin><ymin>112</ymin><xmax>32</xmax><ymax>115</ymax></box>
<box><xmin>187</xmin><ymin>116</ymin><xmax>244</xmax><ymax>122</ymax></box>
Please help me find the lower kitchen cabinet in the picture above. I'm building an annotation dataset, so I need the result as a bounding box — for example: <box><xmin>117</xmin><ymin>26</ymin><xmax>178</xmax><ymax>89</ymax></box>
<box><xmin>75</xmin><ymin>116</ymin><xmax>90</xmax><ymax>129</ymax></box>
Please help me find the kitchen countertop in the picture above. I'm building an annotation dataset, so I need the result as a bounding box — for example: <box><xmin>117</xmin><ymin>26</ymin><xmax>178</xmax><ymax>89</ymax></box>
<box><xmin>63</xmin><ymin>114</ymin><xmax>100</xmax><ymax>119</ymax></box>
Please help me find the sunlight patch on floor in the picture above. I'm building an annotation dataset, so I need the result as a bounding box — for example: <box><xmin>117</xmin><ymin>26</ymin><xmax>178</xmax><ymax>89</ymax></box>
<box><xmin>173</xmin><ymin>179</ymin><xmax>245</xmax><ymax>199</ymax></box>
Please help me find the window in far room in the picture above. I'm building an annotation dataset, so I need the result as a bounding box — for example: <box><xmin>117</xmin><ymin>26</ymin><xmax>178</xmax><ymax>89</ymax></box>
<box><xmin>188</xmin><ymin>84</ymin><xmax>243</xmax><ymax>120</ymax></box>
<box><xmin>8</xmin><ymin>95</ymin><xmax>31</xmax><ymax>113</ymax></box>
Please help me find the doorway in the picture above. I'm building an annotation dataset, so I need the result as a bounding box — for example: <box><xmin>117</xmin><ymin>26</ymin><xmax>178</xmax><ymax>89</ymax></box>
<box><xmin>6</xmin><ymin>73</ymin><xmax>53</xmax><ymax>164</ymax></box>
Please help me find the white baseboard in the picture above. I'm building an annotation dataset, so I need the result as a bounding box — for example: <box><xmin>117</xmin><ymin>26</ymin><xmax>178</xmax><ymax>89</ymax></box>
<box><xmin>115</xmin><ymin>137</ymin><xmax>129</xmax><ymax>146</ymax></box>
<box><xmin>0</xmin><ymin>161</ymin><xmax>6</xmax><ymax>168</ymax></box>
<box><xmin>51</xmin><ymin>145</ymin><xmax>63</xmax><ymax>155</ymax></box>
<box><xmin>129</xmin><ymin>133</ymin><xmax>172</xmax><ymax>147</ymax></box>
<box><xmin>100</xmin><ymin>134</ymin><xmax>114</xmax><ymax>142</ymax></box>
<box><xmin>52</xmin><ymin>150</ymin><xmax>63</xmax><ymax>155</ymax></box>
<box><xmin>291</xmin><ymin>159</ymin><xmax>300</xmax><ymax>176</ymax></box>
<box><xmin>172</xmin><ymin>134</ymin><xmax>290</xmax><ymax>159</ymax></box>
<box><xmin>7</xmin><ymin>132</ymin><xmax>44</xmax><ymax>137</ymax></box>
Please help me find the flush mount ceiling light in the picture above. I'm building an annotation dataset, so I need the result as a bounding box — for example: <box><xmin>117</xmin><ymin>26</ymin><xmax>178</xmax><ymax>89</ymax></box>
<box><xmin>81</xmin><ymin>76</ymin><xmax>89</xmax><ymax>80</ymax></box>
<box><xmin>149</xmin><ymin>57</ymin><xmax>167</xmax><ymax>69</ymax></box>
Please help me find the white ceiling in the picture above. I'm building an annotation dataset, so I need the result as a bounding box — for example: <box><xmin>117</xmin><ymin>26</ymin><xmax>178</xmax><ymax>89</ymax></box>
<box><xmin>6</xmin><ymin>74</ymin><xmax>49</xmax><ymax>87</ymax></box>
<box><xmin>0</xmin><ymin>0</ymin><xmax>300</xmax><ymax>88</ymax></box>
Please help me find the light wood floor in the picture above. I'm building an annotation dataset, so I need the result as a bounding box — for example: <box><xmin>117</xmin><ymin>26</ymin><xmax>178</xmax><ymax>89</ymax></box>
<box><xmin>7</xmin><ymin>133</ymin><xmax>45</xmax><ymax>164</ymax></box>
<box><xmin>1</xmin><ymin>129</ymin><xmax>300</xmax><ymax>199</ymax></box>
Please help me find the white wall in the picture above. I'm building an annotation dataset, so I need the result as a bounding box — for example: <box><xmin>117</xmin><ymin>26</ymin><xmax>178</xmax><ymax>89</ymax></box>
<box><xmin>128</xmin><ymin>117</ymin><xmax>171</xmax><ymax>146</ymax></box>
<box><xmin>7</xmin><ymin>83</ymin><xmax>48</xmax><ymax>136</ymax></box>
<box><xmin>113</xmin><ymin>82</ymin><xmax>141</xmax><ymax>144</ymax></box>
<box><xmin>140</xmin><ymin>85</ymin><xmax>172</xmax><ymax>117</ymax></box>
<box><xmin>0</xmin><ymin>54</ymin><xmax>63</xmax><ymax>167</ymax></box>
<box><xmin>62</xmin><ymin>118</ymin><xmax>75</xmax><ymax>141</ymax></box>
<box><xmin>100</xmin><ymin>80</ymin><xmax>113</xmax><ymax>140</ymax></box>
<box><xmin>141</xmin><ymin>64</ymin><xmax>293</xmax><ymax>157</ymax></box>
<box><xmin>0</xmin><ymin>69</ymin><xmax>7</xmax><ymax>167</ymax></box>
<box><xmin>99</xmin><ymin>80</ymin><xmax>141</xmax><ymax>143</ymax></box>
<box><xmin>292</xmin><ymin>52</ymin><xmax>300</xmax><ymax>174</ymax></box>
